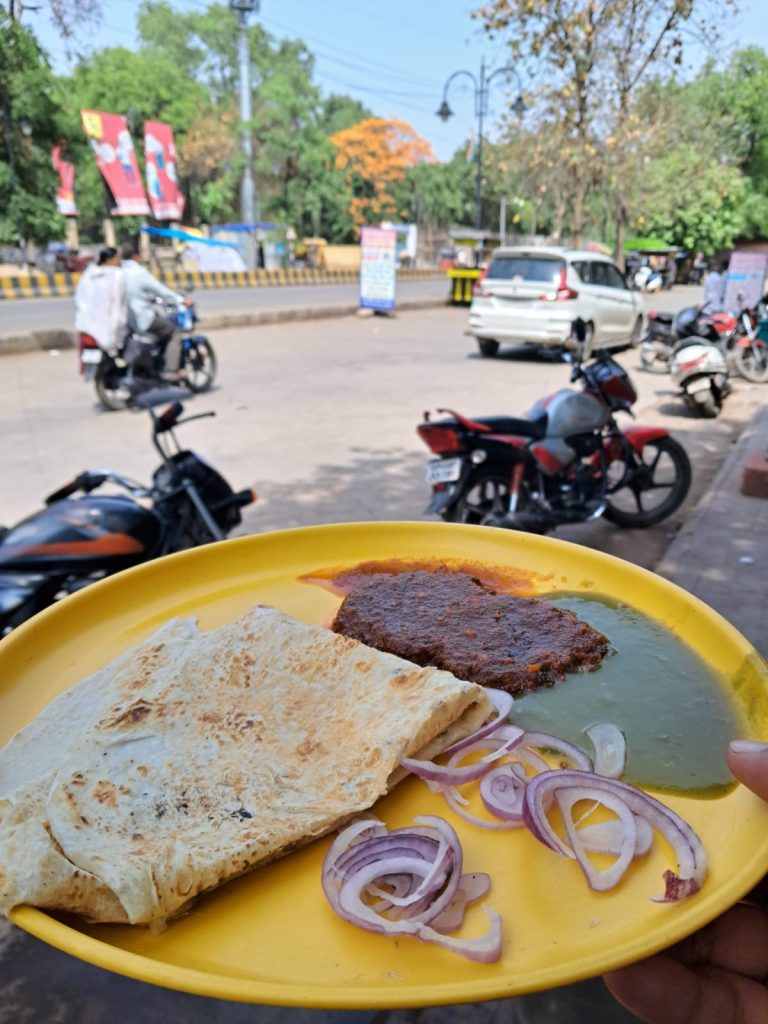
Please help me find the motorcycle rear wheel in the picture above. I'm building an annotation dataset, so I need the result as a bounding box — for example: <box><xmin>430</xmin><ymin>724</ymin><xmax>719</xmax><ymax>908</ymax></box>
<box><xmin>443</xmin><ymin>468</ymin><xmax>510</xmax><ymax>524</ymax></box>
<box><xmin>604</xmin><ymin>436</ymin><xmax>691</xmax><ymax>528</ymax></box>
<box><xmin>733</xmin><ymin>343</ymin><xmax>768</xmax><ymax>383</ymax></box>
<box><xmin>183</xmin><ymin>339</ymin><xmax>217</xmax><ymax>392</ymax></box>
<box><xmin>94</xmin><ymin>358</ymin><xmax>132</xmax><ymax>411</ymax></box>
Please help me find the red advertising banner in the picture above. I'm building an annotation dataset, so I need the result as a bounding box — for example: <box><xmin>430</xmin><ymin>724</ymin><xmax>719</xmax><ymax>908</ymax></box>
<box><xmin>51</xmin><ymin>145</ymin><xmax>77</xmax><ymax>216</ymax></box>
<box><xmin>81</xmin><ymin>109</ymin><xmax>149</xmax><ymax>216</ymax></box>
<box><xmin>144</xmin><ymin>120</ymin><xmax>185</xmax><ymax>221</ymax></box>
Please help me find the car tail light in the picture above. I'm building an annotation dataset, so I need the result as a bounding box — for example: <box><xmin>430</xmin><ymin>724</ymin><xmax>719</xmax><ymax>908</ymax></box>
<box><xmin>416</xmin><ymin>424</ymin><xmax>466</xmax><ymax>454</ymax></box>
<box><xmin>472</xmin><ymin>267</ymin><xmax>492</xmax><ymax>297</ymax></box>
<box><xmin>540</xmin><ymin>266</ymin><xmax>578</xmax><ymax>301</ymax></box>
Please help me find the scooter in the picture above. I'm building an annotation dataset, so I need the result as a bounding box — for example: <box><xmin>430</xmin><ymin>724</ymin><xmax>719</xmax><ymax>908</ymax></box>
<box><xmin>78</xmin><ymin>300</ymin><xmax>217</xmax><ymax>411</ymax></box>
<box><xmin>0</xmin><ymin>396</ymin><xmax>255</xmax><ymax>634</ymax></box>
<box><xmin>669</xmin><ymin>336</ymin><xmax>731</xmax><ymax>418</ymax></box>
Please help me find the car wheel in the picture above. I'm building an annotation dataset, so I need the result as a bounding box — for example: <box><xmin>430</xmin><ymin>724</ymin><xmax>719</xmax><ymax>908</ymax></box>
<box><xmin>477</xmin><ymin>338</ymin><xmax>500</xmax><ymax>358</ymax></box>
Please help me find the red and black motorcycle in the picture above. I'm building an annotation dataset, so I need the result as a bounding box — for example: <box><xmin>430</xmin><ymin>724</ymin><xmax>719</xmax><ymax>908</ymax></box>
<box><xmin>417</xmin><ymin>326</ymin><xmax>691</xmax><ymax>535</ymax></box>
<box><xmin>0</xmin><ymin>397</ymin><xmax>255</xmax><ymax>634</ymax></box>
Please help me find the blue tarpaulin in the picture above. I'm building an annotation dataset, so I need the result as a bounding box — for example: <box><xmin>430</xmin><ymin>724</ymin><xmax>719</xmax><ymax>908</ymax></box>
<box><xmin>139</xmin><ymin>225</ymin><xmax>238</xmax><ymax>249</ymax></box>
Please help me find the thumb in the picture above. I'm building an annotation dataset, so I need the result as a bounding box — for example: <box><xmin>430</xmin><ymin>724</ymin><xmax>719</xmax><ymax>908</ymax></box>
<box><xmin>727</xmin><ymin>741</ymin><xmax>768</xmax><ymax>802</ymax></box>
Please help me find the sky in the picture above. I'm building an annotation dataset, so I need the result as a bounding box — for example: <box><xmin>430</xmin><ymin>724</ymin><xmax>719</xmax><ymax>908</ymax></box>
<box><xmin>26</xmin><ymin>0</ymin><xmax>768</xmax><ymax>163</ymax></box>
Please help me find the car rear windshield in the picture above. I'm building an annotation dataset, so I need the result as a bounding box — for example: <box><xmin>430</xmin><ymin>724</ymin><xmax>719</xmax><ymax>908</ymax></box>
<box><xmin>486</xmin><ymin>256</ymin><xmax>565</xmax><ymax>284</ymax></box>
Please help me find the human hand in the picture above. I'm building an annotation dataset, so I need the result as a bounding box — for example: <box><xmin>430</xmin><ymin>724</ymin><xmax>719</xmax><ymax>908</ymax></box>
<box><xmin>603</xmin><ymin>740</ymin><xmax>768</xmax><ymax>1023</ymax></box>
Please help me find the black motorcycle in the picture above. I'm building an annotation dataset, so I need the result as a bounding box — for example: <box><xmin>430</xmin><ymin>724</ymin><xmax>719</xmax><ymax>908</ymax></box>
<box><xmin>0</xmin><ymin>396</ymin><xmax>255</xmax><ymax>634</ymax></box>
<box><xmin>79</xmin><ymin>301</ymin><xmax>217</xmax><ymax>411</ymax></box>
<box><xmin>417</xmin><ymin>332</ymin><xmax>691</xmax><ymax>535</ymax></box>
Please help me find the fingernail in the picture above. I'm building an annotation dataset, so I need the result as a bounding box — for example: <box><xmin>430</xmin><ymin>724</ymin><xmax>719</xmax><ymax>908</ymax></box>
<box><xmin>729</xmin><ymin>740</ymin><xmax>768</xmax><ymax>754</ymax></box>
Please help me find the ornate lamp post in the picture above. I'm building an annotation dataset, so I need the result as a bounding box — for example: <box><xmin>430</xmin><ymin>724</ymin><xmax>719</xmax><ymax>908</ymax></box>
<box><xmin>230</xmin><ymin>0</ymin><xmax>260</xmax><ymax>269</ymax></box>
<box><xmin>437</xmin><ymin>59</ymin><xmax>525</xmax><ymax>232</ymax></box>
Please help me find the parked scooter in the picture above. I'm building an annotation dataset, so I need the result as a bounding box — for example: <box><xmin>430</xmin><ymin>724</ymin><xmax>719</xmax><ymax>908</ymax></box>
<box><xmin>79</xmin><ymin>299</ymin><xmax>217</xmax><ymax>411</ymax></box>
<box><xmin>669</xmin><ymin>336</ymin><xmax>731</xmax><ymax>418</ymax></box>
<box><xmin>640</xmin><ymin>304</ymin><xmax>737</xmax><ymax>373</ymax></box>
<box><xmin>417</xmin><ymin>320</ymin><xmax>691</xmax><ymax>535</ymax></box>
<box><xmin>0</xmin><ymin>397</ymin><xmax>255</xmax><ymax>634</ymax></box>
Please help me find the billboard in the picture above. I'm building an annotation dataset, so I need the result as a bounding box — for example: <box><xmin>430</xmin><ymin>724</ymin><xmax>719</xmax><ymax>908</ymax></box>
<box><xmin>51</xmin><ymin>145</ymin><xmax>77</xmax><ymax>216</ymax></box>
<box><xmin>359</xmin><ymin>225</ymin><xmax>397</xmax><ymax>312</ymax></box>
<box><xmin>144</xmin><ymin>120</ymin><xmax>185</xmax><ymax>221</ymax></box>
<box><xmin>724</xmin><ymin>250</ymin><xmax>768</xmax><ymax>312</ymax></box>
<box><xmin>81</xmin><ymin>109</ymin><xmax>149</xmax><ymax>216</ymax></box>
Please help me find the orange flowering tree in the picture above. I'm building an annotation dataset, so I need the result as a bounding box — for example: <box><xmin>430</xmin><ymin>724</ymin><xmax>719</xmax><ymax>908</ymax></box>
<box><xmin>329</xmin><ymin>117</ymin><xmax>434</xmax><ymax>227</ymax></box>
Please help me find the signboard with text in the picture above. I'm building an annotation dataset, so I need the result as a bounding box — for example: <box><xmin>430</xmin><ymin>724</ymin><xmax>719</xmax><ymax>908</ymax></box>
<box><xmin>144</xmin><ymin>120</ymin><xmax>185</xmax><ymax>221</ymax></box>
<box><xmin>81</xmin><ymin>109</ymin><xmax>149</xmax><ymax>216</ymax></box>
<box><xmin>359</xmin><ymin>226</ymin><xmax>397</xmax><ymax>312</ymax></box>
<box><xmin>724</xmin><ymin>250</ymin><xmax>768</xmax><ymax>312</ymax></box>
<box><xmin>51</xmin><ymin>145</ymin><xmax>77</xmax><ymax>216</ymax></box>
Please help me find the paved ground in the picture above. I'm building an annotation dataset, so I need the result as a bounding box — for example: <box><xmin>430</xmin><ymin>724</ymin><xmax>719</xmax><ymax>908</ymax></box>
<box><xmin>1</xmin><ymin>287</ymin><xmax>764</xmax><ymax>1024</ymax></box>
<box><xmin>0</xmin><ymin>278</ymin><xmax>448</xmax><ymax>335</ymax></box>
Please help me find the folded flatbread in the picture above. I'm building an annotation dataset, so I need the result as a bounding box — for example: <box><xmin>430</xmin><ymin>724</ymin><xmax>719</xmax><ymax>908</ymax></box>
<box><xmin>0</xmin><ymin>605</ymin><xmax>491</xmax><ymax>925</ymax></box>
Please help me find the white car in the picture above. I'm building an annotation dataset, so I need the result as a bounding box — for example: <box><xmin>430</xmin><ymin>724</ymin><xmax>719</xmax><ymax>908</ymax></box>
<box><xmin>467</xmin><ymin>246</ymin><xmax>645</xmax><ymax>358</ymax></box>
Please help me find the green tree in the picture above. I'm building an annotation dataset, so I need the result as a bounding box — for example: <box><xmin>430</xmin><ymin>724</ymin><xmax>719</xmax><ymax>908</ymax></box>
<box><xmin>474</xmin><ymin>0</ymin><xmax>739</xmax><ymax>254</ymax></box>
<box><xmin>0</xmin><ymin>13</ymin><xmax>67</xmax><ymax>245</ymax></box>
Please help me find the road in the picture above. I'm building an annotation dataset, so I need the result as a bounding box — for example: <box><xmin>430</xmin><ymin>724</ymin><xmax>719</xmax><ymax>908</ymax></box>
<box><xmin>0</xmin><ymin>291</ymin><xmax>764</xmax><ymax>1024</ymax></box>
<box><xmin>0</xmin><ymin>278</ymin><xmax>447</xmax><ymax>335</ymax></box>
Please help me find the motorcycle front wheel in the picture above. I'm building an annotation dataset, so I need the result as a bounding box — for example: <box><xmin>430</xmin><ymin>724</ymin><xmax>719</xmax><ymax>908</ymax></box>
<box><xmin>182</xmin><ymin>339</ymin><xmax>217</xmax><ymax>392</ymax></box>
<box><xmin>732</xmin><ymin>342</ymin><xmax>768</xmax><ymax>383</ymax></box>
<box><xmin>604</xmin><ymin>436</ymin><xmax>692</xmax><ymax>528</ymax></box>
<box><xmin>639</xmin><ymin>340</ymin><xmax>670</xmax><ymax>373</ymax></box>
<box><xmin>94</xmin><ymin>357</ymin><xmax>132</xmax><ymax>411</ymax></box>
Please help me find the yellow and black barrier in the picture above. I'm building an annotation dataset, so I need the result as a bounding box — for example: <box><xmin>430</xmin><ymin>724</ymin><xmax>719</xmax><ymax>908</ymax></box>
<box><xmin>446</xmin><ymin>267</ymin><xmax>482</xmax><ymax>306</ymax></box>
<box><xmin>0</xmin><ymin>267</ymin><xmax>443</xmax><ymax>301</ymax></box>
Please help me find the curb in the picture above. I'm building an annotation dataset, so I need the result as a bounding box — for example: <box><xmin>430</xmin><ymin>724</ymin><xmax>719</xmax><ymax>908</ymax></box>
<box><xmin>0</xmin><ymin>296</ymin><xmax>451</xmax><ymax>357</ymax></box>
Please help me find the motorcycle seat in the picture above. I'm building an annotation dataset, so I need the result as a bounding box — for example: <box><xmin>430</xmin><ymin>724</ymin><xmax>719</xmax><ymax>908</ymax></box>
<box><xmin>473</xmin><ymin>414</ymin><xmax>548</xmax><ymax>439</ymax></box>
<box><xmin>673</xmin><ymin>335</ymin><xmax>715</xmax><ymax>353</ymax></box>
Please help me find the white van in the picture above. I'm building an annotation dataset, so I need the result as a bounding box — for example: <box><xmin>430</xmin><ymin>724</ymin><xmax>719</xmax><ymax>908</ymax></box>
<box><xmin>467</xmin><ymin>246</ymin><xmax>645</xmax><ymax>358</ymax></box>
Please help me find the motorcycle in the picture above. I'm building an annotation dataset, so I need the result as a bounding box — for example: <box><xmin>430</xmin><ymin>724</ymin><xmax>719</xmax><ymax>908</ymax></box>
<box><xmin>641</xmin><ymin>298</ymin><xmax>768</xmax><ymax>383</ymax></box>
<box><xmin>417</xmin><ymin>322</ymin><xmax>691</xmax><ymax>535</ymax></box>
<box><xmin>79</xmin><ymin>300</ymin><xmax>217</xmax><ymax>411</ymax></box>
<box><xmin>669</xmin><ymin>335</ymin><xmax>731</xmax><ymax>418</ymax></box>
<box><xmin>0</xmin><ymin>397</ymin><xmax>256</xmax><ymax>634</ymax></box>
<box><xmin>640</xmin><ymin>304</ymin><xmax>737</xmax><ymax>373</ymax></box>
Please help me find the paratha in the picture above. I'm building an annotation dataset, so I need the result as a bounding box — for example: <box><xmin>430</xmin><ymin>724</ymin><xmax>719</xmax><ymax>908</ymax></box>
<box><xmin>0</xmin><ymin>606</ymin><xmax>491</xmax><ymax>925</ymax></box>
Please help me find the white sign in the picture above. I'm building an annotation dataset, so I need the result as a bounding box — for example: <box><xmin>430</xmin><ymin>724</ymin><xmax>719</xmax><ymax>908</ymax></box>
<box><xmin>724</xmin><ymin>250</ymin><xmax>768</xmax><ymax>311</ymax></box>
<box><xmin>360</xmin><ymin>226</ymin><xmax>397</xmax><ymax>312</ymax></box>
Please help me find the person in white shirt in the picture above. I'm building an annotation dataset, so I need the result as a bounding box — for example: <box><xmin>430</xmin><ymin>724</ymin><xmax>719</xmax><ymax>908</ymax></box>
<box><xmin>119</xmin><ymin>240</ymin><xmax>191</xmax><ymax>378</ymax></box>
<box><xmin>73</xmin><ymin>247</ymin><xmax>128</xmax><ymax>356</ymax></box>
<box><xmin>702</xmin><ymin>260</ymin><xmax>727</xmax><ymax>311</ymax></box>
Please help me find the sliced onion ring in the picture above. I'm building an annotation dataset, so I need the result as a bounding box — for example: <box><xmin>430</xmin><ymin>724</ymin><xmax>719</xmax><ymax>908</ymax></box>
<box><xmin>322</xmin><ymin>815</ymin><xmax>502</xmax><ymax>962</ymax></box>
<box><xmin>518</xmin><ymin>731</ymin><xmax>593</xmax><ymax>772</ymax></box>
<box><xmin>440</xmin><ymin>688</ymin><xmax>514</xmax><ymax>756</ymax></box>
<box><xmin>401</xmin><ymin>725</ymin><xmax>525</xmax><ymax>785</ymax></box>
<box><xmin>586</xmin><ymin>723</ymin><xmax>627</xmax><ymax>778</ymax></box>
<box><xmin>523</xmin><ymin>770</ymin><xmax>706</xmax><ymax>901</ymax></box>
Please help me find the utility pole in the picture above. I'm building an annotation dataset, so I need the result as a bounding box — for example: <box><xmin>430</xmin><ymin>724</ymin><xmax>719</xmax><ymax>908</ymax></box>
<box><xmin>230</xmin><ymin>0</ymin><xmax>259</xmax><ymax>270</ymax></box>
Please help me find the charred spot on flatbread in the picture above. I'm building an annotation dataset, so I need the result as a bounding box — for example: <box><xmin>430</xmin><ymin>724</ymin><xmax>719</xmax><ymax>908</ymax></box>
<box><xmin>332</xmin><ymin>568</ymin><xmax>609</xmax><ymax>694</ymax></box>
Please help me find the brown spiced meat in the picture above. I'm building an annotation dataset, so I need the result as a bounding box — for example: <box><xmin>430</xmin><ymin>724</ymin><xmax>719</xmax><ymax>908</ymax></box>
<box><xmin>331</xmin><ymin>569</ymin><xmax>609</xmax><ymax>695</ymax></box>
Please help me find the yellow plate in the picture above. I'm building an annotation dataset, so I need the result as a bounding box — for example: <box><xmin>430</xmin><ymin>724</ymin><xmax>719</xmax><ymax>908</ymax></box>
<box><xmin>2</xmin><ymin>522</ymin><xmax>768</xmax><ymax>1008</ymax></box>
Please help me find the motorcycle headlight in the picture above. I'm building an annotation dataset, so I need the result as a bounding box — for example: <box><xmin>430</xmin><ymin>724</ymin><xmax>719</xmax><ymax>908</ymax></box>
<box><xmin>470</xmin><ymin>449</ymin><xmax>488</xmax><ymax>465</ymax></box>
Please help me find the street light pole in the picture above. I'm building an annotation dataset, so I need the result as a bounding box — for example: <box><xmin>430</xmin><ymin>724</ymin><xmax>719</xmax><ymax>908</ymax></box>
<box><xmin>230</xmin><ymin>0</ymin><xmax>259</xmax><ymax>270</ymax></box>
<box><xmin>437</xmin><ymin>61</ymin><xmax>525</xmax><ymax>235</ymax></box>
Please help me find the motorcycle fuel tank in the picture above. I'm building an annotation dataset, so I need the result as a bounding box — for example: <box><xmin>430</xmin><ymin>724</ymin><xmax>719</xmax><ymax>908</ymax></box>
<box><xmin>528</xmin><ymin>388</ymin><xmax>609</xmax><ymax>438</ymax></box>
<box><xmin>0</xmin><ymin>495</ymin><xmax>163</xmax><ymax>573</ymax></box>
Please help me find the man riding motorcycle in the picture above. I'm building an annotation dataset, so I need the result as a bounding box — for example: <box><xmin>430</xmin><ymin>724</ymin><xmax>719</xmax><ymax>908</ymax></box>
<box><xmin>119</xmin><ymin>239</ymin><xmax>193</xmax><ymax>387</ymax></box>
<box><xmin>74</xmin><ymin>246</ymin><xmax>128</xmax><ymax>358</ymax></box>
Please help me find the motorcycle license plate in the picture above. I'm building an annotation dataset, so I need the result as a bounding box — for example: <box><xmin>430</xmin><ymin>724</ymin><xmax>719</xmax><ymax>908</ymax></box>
<box><xmin>81</xmin><ymin>349</ymin><xmax>102</xmax><ymax>364</ymax></box>
<box><xmin>425</xmin><ymin>457</ymin><xmax>462</xmax><ymax>485</ymax></box>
